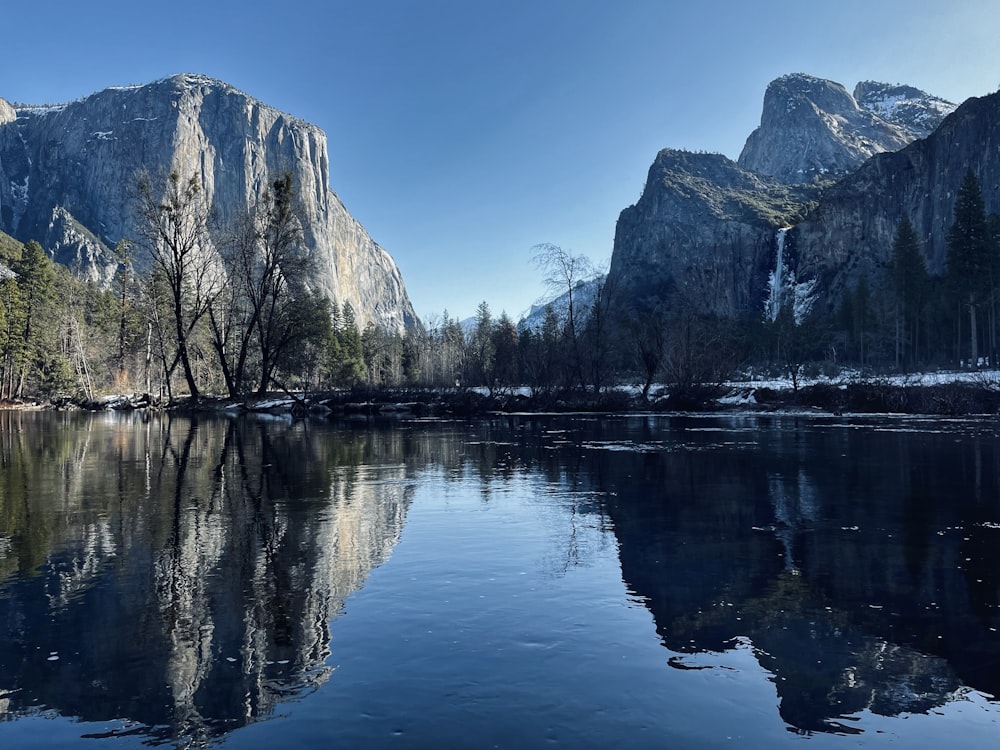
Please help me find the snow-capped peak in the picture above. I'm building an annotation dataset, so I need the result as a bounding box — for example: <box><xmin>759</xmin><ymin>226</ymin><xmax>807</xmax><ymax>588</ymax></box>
<box><xmin>853</xmin><ymin>81</ymin><xmax>957</xmax><ymax>139</ymax></box>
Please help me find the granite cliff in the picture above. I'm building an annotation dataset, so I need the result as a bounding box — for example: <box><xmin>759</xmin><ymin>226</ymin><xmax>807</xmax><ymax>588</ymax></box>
<box><xmin>609</xmin><ymin>149</ymin><xmax>820</xmax><ymax>319</ymax></box>
<box><xmin>737</xmin><ymin>73</ymin><xmax>954</xmax><ymax>184</ymax></box>
<box><xmin>0</xmin><ymin>74</ymin><xmax>416</xmax><ymax>330</ymax></box>
<box><xmin>608</xmin><ymin>74</ymin><xmax>979</xmax><ymax>323</ymax></box>
<box><xmin>790</xmin><ymin>89</ymin><xmax>1000</xmax><ymax>312</ymax></box>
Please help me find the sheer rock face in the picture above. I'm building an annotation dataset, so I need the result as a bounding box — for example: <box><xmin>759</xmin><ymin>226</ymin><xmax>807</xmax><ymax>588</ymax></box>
<box><xmin>0</xmin><ymin>98</ymin><xmax>14</xmax><ymax>125</ymax></box>
<box><xmin>737</xmin><ymin>74</ymin><xmax>953</xmax><ymax>185</ymax></box>
<box><xmin>0</xmin><ymin>75</ymin><xmax>416</xmax><ymax>330</ymax></box>
<box><xmin>791</xmin><ymin>90</ymin><xmax>1000</xmax><ymax>312</ymax></box>
<box><xmin>609</xmin><ymin>149</ymin><xmax>820</xmax><ymax>318</ymax></box>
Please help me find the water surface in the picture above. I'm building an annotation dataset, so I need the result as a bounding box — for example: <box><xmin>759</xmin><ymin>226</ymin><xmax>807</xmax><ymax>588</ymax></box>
<box><xmin>0</xmin><ymin>411</ymin><xmax>998</xmax><ymax>747</ymax></box>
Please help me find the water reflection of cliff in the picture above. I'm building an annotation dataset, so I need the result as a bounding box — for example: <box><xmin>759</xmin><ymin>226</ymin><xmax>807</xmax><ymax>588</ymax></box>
<box><xmin>435</xmin><ymin>413</ymin><xmax>1000</xmax><ymax>734</ymax></box>
<box><xmin>0</xmin><ymin>412</ymin><xmax>414</xmax><ymax>745</ymax></box>
<box><xmin>581</xmin><ymin>415</ymin><xmax>1000</xmax><ymax>734</ymax></box>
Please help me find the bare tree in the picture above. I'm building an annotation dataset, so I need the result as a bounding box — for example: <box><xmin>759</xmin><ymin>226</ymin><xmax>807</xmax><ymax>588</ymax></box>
<box><xmin>134</xmin><ymin>170</ymin><xmax>221</xmax><ymax>401</ymax></box>
<box><xmin>212</xmin><ymin>173</ymin><xmax>311</xmax><ymax>396</ymax></box>
<box><xmin>627</xmin><ymin>304</ymin><xmax>668</xmax><ymax>401</ymax></box>
<box><xmin>580</xmin><ymin>271</ymin><xmax>617</xmax><ymax>393</ymax></box>
<box><xmin>532</xmin><ymin>243</ymin><xmax>594</xmax><ymax>391</ymax></box>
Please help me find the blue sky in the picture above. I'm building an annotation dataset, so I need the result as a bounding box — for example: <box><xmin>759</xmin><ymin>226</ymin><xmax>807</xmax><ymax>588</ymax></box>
<box><xmin>2</xmin><ymin>1</ymin><xmax>998</xmax><ymax>322</ymax></box>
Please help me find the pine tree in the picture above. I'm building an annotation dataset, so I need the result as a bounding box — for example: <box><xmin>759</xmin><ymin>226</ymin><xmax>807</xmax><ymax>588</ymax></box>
<box><xmin>491</xmin><ymin>312</ymin><xmax>519</xmax><ymax>392</ymax></box>
<box><xmin>852</xmin><ymin>277</ymin><xmax>874</xmax><ymax>368</ymax></box>
<box><xmin>441</xmin><ymin>312</ymin><xmax>466</xmax><ymax>387</ymax></box>
<box><xmin>541</xmin><ymin>305</ymin><xmax>562</xmax><ymax>389</ymax></box>
<box><xmin>890</xmin><ymin>216</ymin><xmax>929</xmax><ymax>368</ymax></box>
<box><xmin>0</xmin><ymin>277</ymin><xmax>24</xmax><ymax>399</ymax></box>
<box><xmin>335</xmin><ymin>302</ymin><xmax>365</xmax><ymax>386</ymax></box>
<box><xmin>946</xmin><ymin>169</ymin><xmax>990</xmax><ymax>365</ymax></box>
<box><xmin>12</xmin><ymin>241</ymin><xmax>56</xmax><ymax>396</ymax></box>
<box><xmin>469</xmin><ymin>301</ymin><xmax>494</xmax><ymax>389</ymax></box>
<box><xmin>989</xmin><ymin>213</ymin><xmax>1000</xmax><ymax>362</ymax></box>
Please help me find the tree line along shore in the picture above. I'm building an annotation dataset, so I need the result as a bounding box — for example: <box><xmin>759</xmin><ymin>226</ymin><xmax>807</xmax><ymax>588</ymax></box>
<box><xmin>2</xmin><ymin>169</ymin><xmax>999</xmax><ymax>415</ymax></box>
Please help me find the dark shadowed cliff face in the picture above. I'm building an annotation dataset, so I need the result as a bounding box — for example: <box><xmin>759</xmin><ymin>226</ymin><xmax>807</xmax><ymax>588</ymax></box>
<box><xmin>0</xmin><ymin>75</ymin><xmax>416</xmax><ymax>330</ymax></box>
<box><xmin>792</xmin><ymin>90</ymin><xmax>1000</xmax><ymax>310</ymax></box>
<box><xmin>609</xmin><ymin>149</ymin><xmax>820</xmax><ymax>318</ymax></box>
<box><xmin>737</xmin><ymin>74</ymin><xmax>952</xmax><ymax>185</ymax></box>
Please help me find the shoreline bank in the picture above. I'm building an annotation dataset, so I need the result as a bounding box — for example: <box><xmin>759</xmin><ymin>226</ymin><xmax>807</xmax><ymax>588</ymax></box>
<box><xmin>6</xmin><ymin>377</ymin><xmax>1000</xmax><ymax>418</ymax></box>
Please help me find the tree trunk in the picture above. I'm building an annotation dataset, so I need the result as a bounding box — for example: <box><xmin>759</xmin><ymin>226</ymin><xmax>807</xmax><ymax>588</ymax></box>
<box><xmin>173</xmin><ymin>297</ymin><xmax>200</xmax><ymax>401</ymax></box>
<box><xmin>970</xmin><ymin>299</ymin><xmax>979</xmax><ymax>367</ymax></box>
<box><xmin>894</xmin><ymin>310</ymin><xmax>901</xmax><ymax>370</ymax></box>
<box><xmin>145</xmin><ymin>323</ymin><xmax>152</xmax><ymax>396</ymax></box>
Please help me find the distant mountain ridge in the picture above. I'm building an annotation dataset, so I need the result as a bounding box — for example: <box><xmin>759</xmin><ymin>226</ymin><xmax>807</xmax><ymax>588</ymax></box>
<box><xmin>0</xmin><ymin>74</ymin><xmax>416</xmax><ymax>330</ymax></box>
<box><xmin>518</xmin><ymin>275</ymin><xmax>604</xmax><ymax>332</ymax></box>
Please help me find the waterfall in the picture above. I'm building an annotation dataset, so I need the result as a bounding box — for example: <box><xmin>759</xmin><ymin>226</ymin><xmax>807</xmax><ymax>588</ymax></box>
<box><xmin>764</xmin><ymin>227</ymin><xmax>817</xmax><ymax>324</ymax></box>
<box><xmin>764</xmin><ymin>228</ymin><xmax>789</xmax><ymax>322</ymax></box>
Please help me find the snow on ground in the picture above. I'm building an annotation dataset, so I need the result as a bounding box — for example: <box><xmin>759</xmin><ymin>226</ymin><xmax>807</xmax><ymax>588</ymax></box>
<box><xmin>613</xmin><ymin>369</ymin><xmax>1000</xmax><ymax>400</ymax></box>
<box><xmin>16</xmin><ymin>105</ymin><xmax>66</xmax><ymax>116</ymax></box>
<box><xmin>727</xmin><ymin>368</ymin><xmax>1000</xmax><ymax>391</ymax></box>
<box><xmin>477</xmin><ymin>369</ymin><xmax>1000</xmax><ymax>406</ymax></box>
<box><xmin>246</xmin><ymin>398</ymin><xmax>296</xmax><ymax>411</ymax></box>
<box><xmin>718</xmin><ymin>389</ymin><xmax>757</xmax><ymax>406</ymax></box>
<box><xmin>395</xmin><ymin>370</ymin><xmax>1000</xmax><ymax>404</ymax></box>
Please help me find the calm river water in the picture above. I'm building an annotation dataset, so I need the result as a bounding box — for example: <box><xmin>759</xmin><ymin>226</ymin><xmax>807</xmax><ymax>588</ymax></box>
<box><xmin>0</xmin><ymin>410</ymin><xmax>998</xmax><ymax>748</ymax></box>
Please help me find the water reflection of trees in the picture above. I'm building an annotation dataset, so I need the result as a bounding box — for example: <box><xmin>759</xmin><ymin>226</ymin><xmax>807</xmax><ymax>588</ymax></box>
<box><xmin>0</xmin><ymin>412</ymin><xmax>415</xmax><ymax>745</ymax></box>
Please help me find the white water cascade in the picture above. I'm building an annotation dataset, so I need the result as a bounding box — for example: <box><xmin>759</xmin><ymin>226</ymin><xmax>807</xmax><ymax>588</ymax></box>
<box><xmin>764</xmin><ymin>227</ymin><xmax>817</xmax><ymax>325</ymax></box>
<box><xmin>764</xmin><ymin>228</ymin><xmax>790</xmax><ymax>322</ymax></box>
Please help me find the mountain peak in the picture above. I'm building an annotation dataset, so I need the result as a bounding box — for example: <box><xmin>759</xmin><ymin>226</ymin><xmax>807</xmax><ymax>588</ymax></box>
<box><xmin>768</xmin><ymin>73</ymin><xmax>858</xmax><ymax>109</ymax></box>
<box><xmin>853</xmin><ymin>80</ymin><xmax>956</xmax><ymax>139</ymax></box>
<box><xmin>737</xmin><ymin>73</ymin><xmax>951</xmax><ymax>183</ymax></box>
<box><xmin>154</xmin><ymin>73</ymin><xmax>257</xmax><ymax>102</ymax></box>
